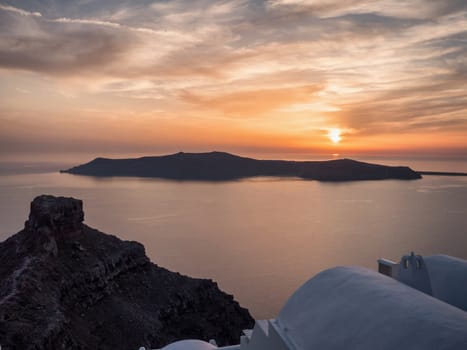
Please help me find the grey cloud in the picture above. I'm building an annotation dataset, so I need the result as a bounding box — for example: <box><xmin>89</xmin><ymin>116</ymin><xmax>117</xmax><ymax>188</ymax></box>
<box><xmin>267</xmin><ymin>0</ymin><xmax>467</xmax><ymax>20</ymax></box>
<box><xmin>338</xmin><ymin>87</ymin><xmax>467</xmax><ymax>135</ymax></box>
<box><xmin>0</xmin><ymin>10</ymin><xmax>138</xmax><ymax>75</ymax></box>
<box><xmin>424</xmin><ymin>0</ymin><xmax>467</xmax><ymax>17</ymax></box>
<box><xmin>0</xmin><ymin>3</ymin><xmax>41</xmax><ymax>16</ymax></box>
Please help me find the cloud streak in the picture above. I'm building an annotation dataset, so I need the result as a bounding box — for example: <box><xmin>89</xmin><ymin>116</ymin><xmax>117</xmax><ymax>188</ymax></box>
<box><xmin>0</xmin><ymin>4</ymin><xmax>41</xmax><ymax>17</ymax></box>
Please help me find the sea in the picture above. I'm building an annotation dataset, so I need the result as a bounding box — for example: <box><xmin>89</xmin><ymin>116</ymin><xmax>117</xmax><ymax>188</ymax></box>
<box><xmin>1</xmin><ymin>156</ymin><xmax>467</xmax><ymax>319</ymax></box>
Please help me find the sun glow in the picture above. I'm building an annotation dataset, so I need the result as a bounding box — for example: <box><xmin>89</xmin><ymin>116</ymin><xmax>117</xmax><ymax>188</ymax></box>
<box><xmin>328</xmin><ymin>128</ymin><xmax>342</xmax><ymax>144</ymax></box>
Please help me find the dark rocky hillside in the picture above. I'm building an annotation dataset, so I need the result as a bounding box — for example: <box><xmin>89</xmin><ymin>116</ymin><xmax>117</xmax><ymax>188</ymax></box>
<box><xmin>0</xmin><ymin>195</ymin><xmax>254</xmax><ymax>350</ymax></box>
<box><xmin>62</xmin><ymin>151</ymin><xmax>422</xmax><ymax>181</ymax></box>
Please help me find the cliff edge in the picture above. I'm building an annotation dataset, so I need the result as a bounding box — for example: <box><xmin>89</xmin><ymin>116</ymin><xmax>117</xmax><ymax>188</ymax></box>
<box><xmin>0</xmin><ymin>195</ymin><xmax>254</xmax><ymax>350</ymax></box>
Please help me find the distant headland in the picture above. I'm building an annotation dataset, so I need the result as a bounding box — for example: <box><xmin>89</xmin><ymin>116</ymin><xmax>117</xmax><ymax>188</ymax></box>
<box><xmin>417</xmin><ymin>171</ymin><xmax>467</xmax><ymax>177</ymax></box>
<box><xmin>61</xmin><ymin>151</ymin><xmax>422</xmax><ymax>181</ymax></box>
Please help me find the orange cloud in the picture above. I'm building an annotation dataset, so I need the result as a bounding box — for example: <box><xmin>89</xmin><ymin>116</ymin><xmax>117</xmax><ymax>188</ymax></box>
<box><xmin>180</xmin><ymin>85</ymin><xmax>322</xmax><ymax>116</ymax></box>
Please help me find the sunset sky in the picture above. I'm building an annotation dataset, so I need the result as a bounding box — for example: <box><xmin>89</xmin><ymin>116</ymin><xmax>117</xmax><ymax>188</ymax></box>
<box><xmin>1</xmin><ymin>0</ymin><xmax>466</xmax><ymax>162</ymax></box>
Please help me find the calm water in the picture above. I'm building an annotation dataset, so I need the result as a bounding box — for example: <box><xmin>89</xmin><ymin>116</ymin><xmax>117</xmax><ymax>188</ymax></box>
<box><xmin>1</xmin><ymin>164</ymin><xmax>467</xmax><ymax>319</ymax></box>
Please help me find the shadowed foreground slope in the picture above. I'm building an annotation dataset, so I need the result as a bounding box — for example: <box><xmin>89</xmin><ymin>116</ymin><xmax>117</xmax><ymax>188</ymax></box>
<box><xmin>0</xmin><ymin>195</ymin><xmax>253</xmax><ymax>350</ymax></box>
<box><xmin>62</xmin><ymin>151</ymin><xmax>421</xmax><ymax>181</ymax></box>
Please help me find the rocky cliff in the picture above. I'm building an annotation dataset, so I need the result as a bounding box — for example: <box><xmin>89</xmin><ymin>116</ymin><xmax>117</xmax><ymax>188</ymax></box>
<box><xmin>0</xmin><ymin>195</ymin><xmax>254</xmax><ymax>350</ymax></box>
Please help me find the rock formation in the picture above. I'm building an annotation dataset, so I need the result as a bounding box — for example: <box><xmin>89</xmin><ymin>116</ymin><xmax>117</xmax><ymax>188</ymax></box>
<box><xmin>0</xmin><ymin>195</ymin><xmax>254</xmax><ymax>350</ymax></box>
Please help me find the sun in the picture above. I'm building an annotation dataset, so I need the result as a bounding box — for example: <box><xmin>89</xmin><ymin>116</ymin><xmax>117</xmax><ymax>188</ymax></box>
<box><xmin>328</xmin><ymin>128</ymin><xmax>342</xmax><ymax>144</ymax></box>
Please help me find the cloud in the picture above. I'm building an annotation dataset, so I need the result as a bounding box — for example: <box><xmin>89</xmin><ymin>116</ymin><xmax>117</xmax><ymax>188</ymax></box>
<box><xmin>0</xmin><ymin>2</ymin><xmax>205</xmax><ymax>77</ymax></box>
<box><xmin>0</xmin><ymin>4</ymin><xmax>41</xmax><ymax>17</ymax></box>
<box><xmin>267</xmin><ymin>0</ymin><xmax>466</xmax><ymax>20</ymax></box>
<box><xmin>0</xmin><ymin>0</ymin><xmax>466</xmax><ymax>155</ymax></box>
<box><xmin>180</xmin><ymin>85</ymin><xmax>322</xmax><ymax>116</ymax></box>
<box><xmin>0</xmin><ymin>9</ymin><xmax>137</xmax><ymax>76</ymax></box>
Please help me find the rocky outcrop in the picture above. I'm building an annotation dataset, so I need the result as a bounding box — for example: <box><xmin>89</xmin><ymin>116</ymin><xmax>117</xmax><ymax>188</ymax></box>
<box><xmin>0</xmin><ymin>195</ymin><xmax>254</xmax><ymax>350</ymax></box>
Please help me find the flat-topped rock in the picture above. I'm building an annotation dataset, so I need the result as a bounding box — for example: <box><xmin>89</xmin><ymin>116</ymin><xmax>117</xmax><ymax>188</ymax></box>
<box><xmin>27</xmin><ymin>195</ymin><xmax>84</xmax><ymax>233</ymax></box>
<box><xmin>0</xmin><ymin>195</ymin><xmax>254</xmax><ymax>349</ymax></box>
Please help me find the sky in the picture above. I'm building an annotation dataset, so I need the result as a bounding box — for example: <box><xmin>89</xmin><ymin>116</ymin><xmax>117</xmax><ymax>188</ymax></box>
<box><xmin>0</xmin><ymin>0</ymin><xmax>466</xmax><ymax>162</ymax></box>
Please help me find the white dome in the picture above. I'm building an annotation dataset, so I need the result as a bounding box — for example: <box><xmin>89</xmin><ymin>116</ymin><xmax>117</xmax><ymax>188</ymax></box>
<box><xmin>425</xmin><ymin>254</ymin><xmax>467</xmax><ymax>311</ymax></box>
<box><xmin>276</xmin><ymin>266</ymin><xmax>467</xmax><ymax>350</ymax></box>
<box><xmin>161</xmin><ymin>340</ymin><xmax>217</xmax><ymax>350</ymax></box>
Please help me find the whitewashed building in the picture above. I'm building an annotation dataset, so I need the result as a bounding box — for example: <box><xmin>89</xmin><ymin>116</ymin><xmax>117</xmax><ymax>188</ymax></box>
<box><xmin>150</xmin><ymin>253</ymin><xmax>467</xmax><ymax>350</ymax></box>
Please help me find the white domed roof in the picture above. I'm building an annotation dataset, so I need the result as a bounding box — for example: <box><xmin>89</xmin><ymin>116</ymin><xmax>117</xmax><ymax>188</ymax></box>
<box><xmin>425</xmin><ymin>254</ymin><xmax>467</xmax><ymax>311</ymax></box>
<box><xmin>161</xmin><ymin>339</ymin><xmax>217</xmax><ymax>350</ymax></box>
<box><xmin>276</xmin><ymin>266</ymin><xmax>467</xmax><ymax>350</ymax></box>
